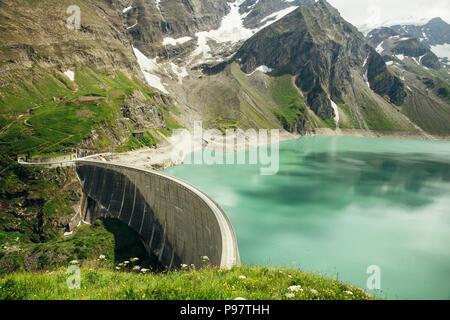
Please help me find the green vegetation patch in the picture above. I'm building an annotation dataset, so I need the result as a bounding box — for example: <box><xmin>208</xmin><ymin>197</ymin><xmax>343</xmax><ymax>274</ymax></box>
<box><xmin>338</xmin><ymin>104</ymin><xmax>361</xmax><ymax>129</ymax></box>
<box><xmin>357</xmin><ymin>96</ymin><xmax>401</xmax><ymax>132</ymax></box>
<box><xmin>270</xmin><ymin>75</ymin><xmax>307</xmax><ymax>132</ymax></box>
<box><xmin>0</xmin><ymin>265</ymin><xmax>375</xmax><ymax>300</ymax></box>
<box><xmin>205</xmin><ymin>116</ymin><xmax>241</xmax><ymax>134</ymax></box>
<box><xmin>158</xmin><ymin>107</ymin><xmax>183</xmax><ymax>130</ymax></box>
<box><xmin>0</xmin><ymin>218</ymin><xmax>156</xmax><ymax>274</ymax></box>
<box><xmin>0</xmin><ymin>65</ymin><xmax>167</xmax><ymax>158</ymax></box>
<box><xmin>115</xmin><ymin>131</ymin><xmax>159</xmax><ymax>153</ymax></box>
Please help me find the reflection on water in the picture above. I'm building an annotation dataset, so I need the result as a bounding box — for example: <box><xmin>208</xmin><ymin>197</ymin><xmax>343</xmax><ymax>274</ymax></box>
<box><xmin>164</xmin><ymin>136</ymin><xmax>450</xmax><ymax>300</ymax></box>
<box><xmin>253</xmin><ymin>151</ymin><xmax>450</xmax><ymax>210</ymax></box>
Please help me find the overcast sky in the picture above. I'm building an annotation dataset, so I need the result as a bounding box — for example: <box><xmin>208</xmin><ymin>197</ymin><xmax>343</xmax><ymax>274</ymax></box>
<box><xmin>328</xmin><ymin>0</ymin><xmax>450</xmax><ymax>28</ymax></box>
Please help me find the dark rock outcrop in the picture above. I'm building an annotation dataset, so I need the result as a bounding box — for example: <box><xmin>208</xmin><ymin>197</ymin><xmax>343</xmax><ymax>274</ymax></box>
<box><xmin>367</xmin><ymin>51</ymin><xmax>406</xmax><ymax>105</ymax></box>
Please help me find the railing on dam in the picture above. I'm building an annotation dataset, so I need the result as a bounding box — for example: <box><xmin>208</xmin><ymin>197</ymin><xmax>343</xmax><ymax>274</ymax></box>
<box><xmin>75</xmin><ymin>160</ymin><xmax>240</xmax><ymax>269</ymax></box>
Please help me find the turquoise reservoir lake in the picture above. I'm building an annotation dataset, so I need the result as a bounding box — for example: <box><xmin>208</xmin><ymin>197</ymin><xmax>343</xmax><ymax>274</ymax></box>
<box><xmin>164</xmin><ymin>136</ymin><xmax>450</xmax><ymax>299</ymax></box>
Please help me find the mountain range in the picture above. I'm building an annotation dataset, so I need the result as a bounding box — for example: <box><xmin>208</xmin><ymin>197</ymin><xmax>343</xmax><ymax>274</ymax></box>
<box><xmin>1</xmin><ymin>0</ymin><xmax>449</xmax><ymax>145</ymax></box>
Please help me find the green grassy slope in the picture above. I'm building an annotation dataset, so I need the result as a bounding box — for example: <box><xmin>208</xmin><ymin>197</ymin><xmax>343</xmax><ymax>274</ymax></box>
<box><xmin>270</xmin><ymin>75</ymin><xmax>308</xmax><ymax>132</ymax></box>
<box><xmin>0</xmin><ymin>265</ymin><xmax>374</xmax><ymax>300</ymax></box>
<box><xmin>0</xmin><ymin>65</ymin><xmax>165</xmax><ymax>157</ymax></box>
<box><xmin>338</xmin><ymin>103</ymin><xmax>361</xmax><ymax>129</ymax></box>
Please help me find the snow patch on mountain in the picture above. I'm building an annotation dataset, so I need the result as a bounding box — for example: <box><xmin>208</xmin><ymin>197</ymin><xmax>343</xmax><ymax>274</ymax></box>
<box><xmin>191</xmin><ymin>0</ymin><xmax>301</xmax><ymax>63</ymax></box>
<box><xmin>376</xmin><ymin>41</ymin><xmax>385</xmax><ymax>54</ymax></box>
<box><xmin>330</xmin><ymin>100</ymin><xmax>340</xmax><ymax>125</ymax></box>
<box><xmin>363</xmin><ymin>55</ymin><xmax>369</xmax><ymax>67</ymax></box>
<box><xmin>170</xmin><ymin>63</ymin><xmax>189</xmax><ymax>83</ymax></box>
<box><xmin>163</xmin><ymin>37</ymin><xmax>192</xmax><ymax>46</ymax></box>
<box><xmin>122</xmin><ymin>6</ymin><xmax>133</xmax><ymax>14</ymax></box>
<box><xmin>64</xmin><ymin>70</ymin><xmax>75</xmax><ymax>82</ymax></box>
<box><xmin>256</xmin><ymin>65</ymin><xmax>273</xmax><ymax>73</ymax></box>
<box><xmin>259</xmin><ymin>6</ymin><xmax>299</xmax><ymax>29</ymax></box>
<box><xmin>363</xmin><ymin>68</ymin><xmax>370</xmax><ymax>88</ymax></box>
<box><xmin>247</xmin><ymin>65</ymin><xmax>273</xmax><ymax>75</ymax></box>
<box><xmin>411</xmin><ymin>57</ymin><xmax>420</xmax><ymax>65</ymax></box>
<box><xmin>191</xmin><ymin>0</ymin><xmax>253</xmax><ymax>61</ymax></box>
<box><xmin>127</xmin><ymin>22</ymin><xmax>138</xmax><ymax>30</ymax></box>
<box><xmin>133</xmin><ymin>47</ymin><xmax>169</xmax><ymax>94</ymax></box>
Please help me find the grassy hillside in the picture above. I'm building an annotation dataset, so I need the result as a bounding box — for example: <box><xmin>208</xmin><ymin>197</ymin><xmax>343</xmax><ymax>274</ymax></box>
<box><xmin>0</xmin><ymin>265</ymin><xmax>374</xmax><ymax>300</ymax></box>
<box><xmin>0</xmin><ymin>162</ymin><xmax>82</xmax><ymax>266</ymax></box>
<box><xmin>0</xmin><ymin>65</ymin><xmax>165</xmax><ymax>157</ymax></box>
<box><xmin>398</xmin><ymin>61</ymin><xmax>450</xmax><ymax>135</ymax></box>
<box><xmin>270</xmin><ymin>75</ymin><xmax>308</xmax><ymax>132</ymax></box>
<box><xmin>337</xmin><ymin>103</ymin><xmax>361</xmax><ymax>129</ymax></box>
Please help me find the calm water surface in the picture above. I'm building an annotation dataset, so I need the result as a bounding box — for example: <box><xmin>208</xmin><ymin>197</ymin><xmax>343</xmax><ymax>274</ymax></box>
<box><xmin>164</xmin><ymin>136</ymin><xmax>450</xmax><ymax>299</ymax></box>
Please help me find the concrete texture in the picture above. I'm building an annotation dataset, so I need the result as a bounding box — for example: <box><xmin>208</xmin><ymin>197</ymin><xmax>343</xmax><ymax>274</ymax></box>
<box><xmin>75</xmin><ymin>160</ymin><xmax>240</xmax><ymax>269</ymax></box>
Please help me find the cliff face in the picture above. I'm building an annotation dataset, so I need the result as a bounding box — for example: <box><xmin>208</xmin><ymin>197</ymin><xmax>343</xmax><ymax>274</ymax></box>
<box><xmin>122</xmin><ymin>0</ymin><xmax>231</xmax><ymax>57</ymax></box>
<box><xmin>366</xmin><ymin>50</ymin><xmax>407</xmax><ymax>106</ymax></box>
<box><xmin>233</xmin><ymin>1</ymin><xmax>407</xmax><ymax>119</ymax></box>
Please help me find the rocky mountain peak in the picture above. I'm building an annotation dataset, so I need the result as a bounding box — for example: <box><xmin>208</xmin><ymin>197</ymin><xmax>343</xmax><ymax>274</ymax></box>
<box><xmin>390</xmin><ymin>17</ymin><xmax>450</xmax><ymax>48</ymax></box>
<box><xmin>367</xmin><ymin>24</ymin><xmax>443</xmax><ymax>70</ymax></box>
<box><xmin>231</xmin><ymin>1</ymin><xmax>406</xmax><ymax>119</ymax></box>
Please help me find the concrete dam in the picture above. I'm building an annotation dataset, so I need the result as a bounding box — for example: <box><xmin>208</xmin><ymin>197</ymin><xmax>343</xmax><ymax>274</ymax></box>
<box><xmin>75</xmin><ymin>160</ymin><xmax>240</xmax><ymax>269</ymax></box>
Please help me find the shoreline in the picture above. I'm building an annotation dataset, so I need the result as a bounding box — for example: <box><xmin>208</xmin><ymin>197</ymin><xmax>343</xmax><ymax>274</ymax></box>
<box><xmin>308</xmin><ymin>128</ymin><xmax>450</xmax><ymax>141</ymax></box>
<box><xmin>102</xmin><ymin>130</ymin><xmax>299</xmax><ymax>170</ymax></box>
<box><xmin>95</xmin><ymin>129</ymin><xmax>450</xmax><ymax>171</ymax></box>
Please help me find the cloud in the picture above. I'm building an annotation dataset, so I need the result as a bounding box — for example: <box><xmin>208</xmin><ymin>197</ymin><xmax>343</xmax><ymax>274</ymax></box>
<box><xmin>328</xmin><ymin>0</ymin><xmax>450</xmax><ymax>28</ymax></box>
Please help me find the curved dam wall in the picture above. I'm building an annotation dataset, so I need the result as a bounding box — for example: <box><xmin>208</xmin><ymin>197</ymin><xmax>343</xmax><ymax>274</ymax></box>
<box><xmin>75</xmin><ymin>160</ymin><xmax>240</xmax><ymax>269</ymax></box>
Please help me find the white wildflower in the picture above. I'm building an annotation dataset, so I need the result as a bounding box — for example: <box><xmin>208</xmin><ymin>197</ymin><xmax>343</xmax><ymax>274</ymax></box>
<box><xmin>99</xmin><ymin>255</ymin><xmax>106</xmax><ymax>260</ymax></box>
<box><xmin>310</xmin><ymin>289</ymin><xmax>319</xmax><ymax>295</ymax></box>
<box><xmin>345</xmin><ymin>290</ymin><xmax>353</xmax><ymax>295</ymax></box>
<box><xmin>285</xmin><ymin>293</ymin><xmax>295</xmax><ymax>299</ymax></box>
<box><xmin>234</xmin><ymin>297</ymin><xmax>247</xmax><ymax>300</ymax></box>
<box><xmin>288</xmin><ymin>285</ymin><xmax>303</xmax><ymax>292</ymax></box>
<box><xmin>70</xmin><ymin>260</ymin><xmax>79</xmax><ymax>265</ymax></box>
<box><xmin>238</xmin><ymin>275</ymin><xmax>247</xmax><ymax>280</ymax></box>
